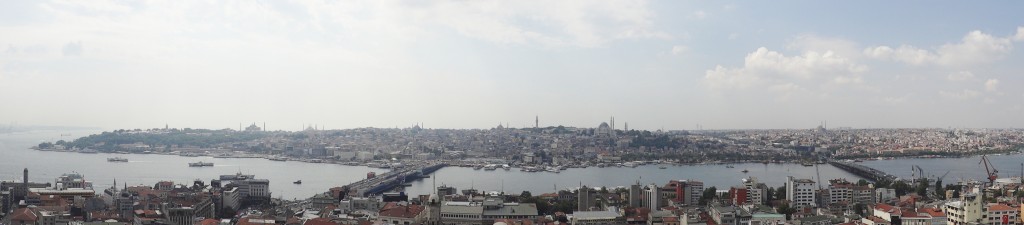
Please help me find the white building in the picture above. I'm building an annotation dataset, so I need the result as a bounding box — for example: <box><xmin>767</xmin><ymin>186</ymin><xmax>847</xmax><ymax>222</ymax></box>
<box><xmin>785</xmin><ymin>176</ymin><xmax>815</xmax><ymax>209</ymax></box>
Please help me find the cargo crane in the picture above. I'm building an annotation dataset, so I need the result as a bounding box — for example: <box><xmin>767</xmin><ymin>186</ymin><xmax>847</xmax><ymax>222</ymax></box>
<box><xmin>980</xmin><ymin>155</ymin><xmax>998</xmax><ymax>187</ymax></box>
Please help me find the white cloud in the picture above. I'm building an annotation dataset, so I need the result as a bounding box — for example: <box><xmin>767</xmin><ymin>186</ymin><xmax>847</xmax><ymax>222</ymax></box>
<box><xmin>939</xmin><ymin>89</ymin><xmax>981</xmax><ymax>100</ymax></box>
<box><xmin>864</xmin><ymin>29</ymin><xmax>1015</xmax><ymax>67</ymax></box>
<box><xmin>671</xmin><ymin>45</ymin><xmax>687</xmax><ymax>55</ymax></box>
<box><xmin>704</xmin><ymin>47</ymin><xmax>867</xmax><ymax>92</ymax></box>
<box><xmin>985</xmin><ymin>79</ymin><xmax>1000</xmax><ymax>92</ymax></box>
<box><xmin>61</xmin><ymin>41</ymin><xmax>82</xmax><ymax>56</ymax></box>
<box><xmin>1015</xmin><ymin>26</ymin><xmax>1024</xmax><ymax>41</ymax></box>
<box><xmin>788</xmin><ymin>35</ymin><xmax>861</xmax><ymax>60</ymax></box>
<box><xmin>946</xmin><ymin>71</ymin><xmax>975</xmax><ymax>81</ymax></box>
<box><xmin>693</xmin><ymin>10</ymin><xmax>708</xmax><ymax>20</ymax></box>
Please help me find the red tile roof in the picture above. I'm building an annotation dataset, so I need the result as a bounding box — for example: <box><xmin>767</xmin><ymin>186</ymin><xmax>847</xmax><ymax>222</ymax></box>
<box><xmin>920</xmin><ymin>208</ymin><xmax>945</xmax><ymax>217</ymax></box>
<box><xmin>378</xmin><ymin>203</ymin><xmax>425</xmax><ymax>219</ymax></box>
<box><xmin>198</xmin><ymin>218</ymin><xmax>220</xmax><ymax>225</ymax></box>
<box><xmin>989</xmin><ymin>204</ymin><xmax>1015</xmax><ymax>211</ymax></box>
<box><xmin>11</xmin><ymin>208</ymin><xmax>39</xmax><ymax>222</ymax></box>
<box><xmin>304</xmin><ymin>218</ymin><xmax>338</xmax><ymax>225</ymax></box>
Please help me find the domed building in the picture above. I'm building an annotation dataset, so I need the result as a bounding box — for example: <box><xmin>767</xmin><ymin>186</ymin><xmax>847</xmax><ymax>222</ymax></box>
<box><xmin>596</xmin><ymin>122</ymin><xmax>613</xmax><ymax>136</ymax></box>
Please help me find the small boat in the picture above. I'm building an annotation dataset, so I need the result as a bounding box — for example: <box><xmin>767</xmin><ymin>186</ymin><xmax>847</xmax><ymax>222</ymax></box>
<box><xmin>659</xmin><ymin>166</ymin><xmax>667</xmax><ymax>169</ymax></box>
<box><xmin>801</xmin><ymin>162</ymin><xmax>814</xmax><ymax>167</ymax></box>
<box><xmin>741</xmin><ymin>169</ymin><xmax>749</xmax><ymax>173</ymax></box>
<box><xmin>188</xmin><ymin>161</ymin><xmax>214</xmax><ymax>167</ymax></box>
<box><xmin>726</xmin><ymin>165</ymin><xmax>734</xmax><ymax>168</ymax></box>
<box><xmin>293</xmin><ymin>180</ymin><xmax>302</xmax><ymax>184</ymax></box>
<box><xmin>107</xmin><ymin>157</ymin><xmax>128</xmax><ymax>162</ymax></box>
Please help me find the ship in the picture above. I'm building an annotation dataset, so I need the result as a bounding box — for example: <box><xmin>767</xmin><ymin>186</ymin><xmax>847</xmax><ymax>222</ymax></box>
<box><xmin>107</xmin><ymin>157</ymin><xmax>128</xmax><ymax>162</ymax></box>
<box><xmin>293</xmin><ymin>180</ymin><xmax>302</xmax><ymax>184</ymax></box>
<box><xmin>741</xmin><ymin>169</ymin><xmax>749</xmax><ymax>173</ymax></box>
<box><xmin>483</xmin><ymin>164</ymin><xmax>497</xmax><ymax>171</ymax></box>
<box><xmin>188</xmin><ymin>161</ymin><xmax>214</xmax><ymax>167</ymax></box>
<box><xmin>801</xmin><ymin>162</ymin><xmax>814</xmax><ymax>167</ymax></box>
<box><xmin>502</xmin><ymin>164</ymin><xmax>511</xmax><ymax>170</ymax></box>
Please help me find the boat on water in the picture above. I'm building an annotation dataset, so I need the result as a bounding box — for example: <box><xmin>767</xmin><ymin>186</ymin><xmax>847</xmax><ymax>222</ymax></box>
<box><xmin>502</xmin><ymin>164</ymin><xmax>511</xmax><ymax>170</ymax></box>
<box><xmin>659</xmin><ymin>166</ymin><xmax>667</xmax><ymax>169</ymax></box>
<box><xmin>107</xmin><ymin>157</ymin><xmax>128</xmax><ymax>162</ymax></box>
<box><xmin>801</xmin><ymin>162</ymin><xmax>814</xmax><ymax>167</ymax></box>
<box><xmin>546</xmin><ymin>167</ymin><xmax>560</xmax><ymax>173</ymax></box>
<box><xmin>622</xmin><ymin>162</ymin><xmax>637</xmax><ymax>168</ymax></box>
<box><xmin>188</xmin><ymin>161</ymin><xmax>214</xmax><ymax>167</ymax></box>
<box><xmin>473</xmin><ymin>165</ymin><xmax>483</xmax><ymax>170</ymax></box>
<box><xmin>267</xmin><ymin>157</ymin><xmax>288</xmax><ymax>162</ymax></box>
<box><xmin>293</xmin><ymin>180</ymin><xmax>302</xmax><ymax>184</ymax></box>
<box><xmin>726</xmin><ymin>165</ymin><xmax>735</xmax><ymax>168</ymax></box>
<box><xmin>741</xmin><ymin>169</ymin><xmax>749</xmax><ymax>173</ymax></box>
<box><xmin>483</xmin><ymin>164</ymin><xmax>497</xmax><ymax>171</ymax></box>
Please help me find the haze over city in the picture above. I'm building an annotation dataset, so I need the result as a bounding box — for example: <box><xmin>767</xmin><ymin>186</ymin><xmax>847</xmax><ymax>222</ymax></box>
<box><xmin>2</xmin><ymin>1</ymin><xmax>1024</xmax><ymax>130</ymax></box>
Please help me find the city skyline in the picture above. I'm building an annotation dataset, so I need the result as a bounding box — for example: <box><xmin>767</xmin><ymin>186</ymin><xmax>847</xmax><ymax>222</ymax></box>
<box><xmin>2</xmin><ymin>1</ymin><xmax>1024</xmax><ymax>130</ymax></box>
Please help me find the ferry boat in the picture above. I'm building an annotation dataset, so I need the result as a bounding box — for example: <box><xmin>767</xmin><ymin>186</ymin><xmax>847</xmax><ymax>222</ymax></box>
<box><xmin>622</xmin><ymin>162</ymin><xmax>637</xmax><ymax>168</ymax></box>
<box><xmin>801</xmin><ymin>162</ymin><xmax>814</xmax><ymax>167</ymax></box>
<box><xmin>267</xmin><ymin>157</ymin><xmax>288</xmax><ymax>162</ymax></box>
<box><xmin>741</xmin><ymin>169</ymin><xmax>749</xmax><ymax>173</ymax></box>
<box><xmin>107</xmin><ymin>157</ymin><xmax>128</xmax><ymax>162</ymax></box>
<box><xmin>659</xmin><ymin>166</ymin><xmax>667</xmax><ymax>169</ymax></box>
<box><xmin>293</xmin><ymin>180</ymin><xmax>302</xmax><ymax>184</ymax></box>
<box><xmin>502</xmin><ymin>164</ymin><xmax>511</xmax><ymax>170</ymax></box>
<box><xmin>483</xmin><ymin>164</ymin><xmax>497</xmax><ymax>171</ymax></box>
<box><xmin>188</xmin><ymin>161</ymin><xmax>214</xmax><ymax>167</ymax></box>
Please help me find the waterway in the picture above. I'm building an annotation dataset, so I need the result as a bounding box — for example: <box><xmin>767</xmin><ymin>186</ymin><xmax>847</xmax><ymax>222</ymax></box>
<box><xmin>3</xmin><ymin>129</ymin><xmax>1021</xmax><ymax>199</ymax></box>
<box><xmin>0</xmin><ymin>130</ymin><xmax>387</xmax><ymax>200</ymax></box>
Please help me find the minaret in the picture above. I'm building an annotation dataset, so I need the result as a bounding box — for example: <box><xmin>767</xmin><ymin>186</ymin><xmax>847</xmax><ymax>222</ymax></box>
<box><xmin>625</xmin><ymin>122</ymin><xmax>628</xmax><ymax>131</ymax></box>
<box><xmin>535</xmin><ymin>115</ymin><xmax>539</xmax><ymax>128</ymax></box>
<box><xmin>23</xmin><ymin>168</ymin><xmax>28</xmax><ymax>188</ymax></box>
<box><xmin>611</xmin><ymin>117</ymin><xmax>615</xmax><ymax>130</ymax></box>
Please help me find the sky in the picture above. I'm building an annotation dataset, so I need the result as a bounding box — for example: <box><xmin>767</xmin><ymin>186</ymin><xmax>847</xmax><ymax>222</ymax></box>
<box><xmin>1</xmin><ymin>1</ymin><xmax>1023</xmax><ymax>131</ymax></box>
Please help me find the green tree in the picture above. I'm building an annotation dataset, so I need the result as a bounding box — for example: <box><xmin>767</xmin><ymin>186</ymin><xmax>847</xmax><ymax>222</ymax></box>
<box><xmin>915</xmin><ymin>179</ymin><xmax>928</xmax><ymax>197</ymax></box>
<box><xmin>857</xmin><ymin>179</ymin><xmax>870</xmax><ymax>186</ymax></box>
<box><xmin>892</xmin><ymin>180</ymin><xmax>912</xmax><ymax>196</ymax></box>
<box><xmin>934</xmin><ymin>180</ymin><xmax>944</xmax><ymax>200</ymax></box>
<box><xmin>520</xmin><ymin>191</ymin><xmax>532</xmax><ymax>199</ymax></box>
<box><xmin>774</xmin><ymin>186</ymin><xmax>786</xmax><ymax>201</ymax></box>
<box><xmin>776</xmin><ymin>203</ymin><xmax>796</xmax><ymax>220</ymax></box>
<box><xmin>854</xmin><ymin>204</ymin><xmax>867</xmax><ymax>216</ymax></box>
<box><xmin>699</xmin><ymin>186</ymin><xmax>717</xmax><ymax>205</ymax></box>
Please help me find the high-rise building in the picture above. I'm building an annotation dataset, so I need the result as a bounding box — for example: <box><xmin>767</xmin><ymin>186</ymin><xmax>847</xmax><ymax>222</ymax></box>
<box><xmin>629</xmin><ymin>182</ymin><xmax>642</xmax><ymax>208</ymax></box>
<box><xmin>578</xmin><ymin>186</ymin><xmax>594</xmax><ymax>211</ymax></box>
<box><xmin>643</xmin><ymin>184</ymin><xmax>662</xmax><ymax>209</ymax></box>
<box><xmin>786</xmin><ymin>176</ymin><xmax>816</xmax><ymax>209</ymax></box>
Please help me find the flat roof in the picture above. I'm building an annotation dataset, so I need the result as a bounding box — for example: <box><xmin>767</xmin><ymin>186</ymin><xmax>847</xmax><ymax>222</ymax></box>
<box><xmin>573</xmin><ymin>211</ymin><xmax>621</xmax><ymax>220</ymax></box>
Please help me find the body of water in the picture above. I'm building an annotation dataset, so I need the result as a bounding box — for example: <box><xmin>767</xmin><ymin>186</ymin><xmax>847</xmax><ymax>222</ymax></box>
<box><xmin>4</xmin><ymin>130</ymin><xmax>1019</xmax><ymax>199</ymax></box>
<box><xmin>0</xmin><ymin>130</ymin><xmax>387</xmax><ymax>199</ymax></box>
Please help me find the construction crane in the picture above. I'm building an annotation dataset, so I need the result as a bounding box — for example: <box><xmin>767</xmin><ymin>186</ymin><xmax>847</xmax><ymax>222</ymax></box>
<box><xmin>980</xmin><ymin>155</ymin><xmax>998</xmax><ymax>187</ymax></box>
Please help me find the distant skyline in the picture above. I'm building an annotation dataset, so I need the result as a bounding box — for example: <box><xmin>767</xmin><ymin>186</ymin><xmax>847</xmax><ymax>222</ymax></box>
<box><xmin>2</xmin><ymin>1</ymin><xmax>1023</xmax><ymax>130</ymax></box>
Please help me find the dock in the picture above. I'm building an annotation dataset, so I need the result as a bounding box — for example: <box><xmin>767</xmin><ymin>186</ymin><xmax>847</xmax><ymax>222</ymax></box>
<box><xmin>829</xmin><ymin>161</ymin><xmax>899</xmax><ymax>182</ymax></box>
<box><xmin>344</xmin><ymin>162</ymin><xmax>447</xmax><ymax>197</ymax></box>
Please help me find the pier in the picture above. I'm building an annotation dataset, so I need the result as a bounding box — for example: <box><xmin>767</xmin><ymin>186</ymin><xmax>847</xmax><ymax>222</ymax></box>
<box><xmin>829</xmin><ymin>161</ymin><xmax>899</xmax><ymax>182</ymax></box>
<box><xmin>344</xmin><ymin>162</ymin><xmax>447</xmax><ymax>197</ymax></box>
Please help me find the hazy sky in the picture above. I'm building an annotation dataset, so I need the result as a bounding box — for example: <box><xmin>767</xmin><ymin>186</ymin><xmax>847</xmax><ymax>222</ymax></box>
<box><xmin>1</xmin><ymin>1</ymin><xmax>1023</xmax><ymax>130</ymax></box>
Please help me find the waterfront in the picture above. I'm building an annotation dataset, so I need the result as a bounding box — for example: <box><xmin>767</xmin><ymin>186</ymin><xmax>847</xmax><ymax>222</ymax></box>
<box><xmin>858</xmin><ymin>154</ymin><xmax>1024</xmax><ymax>182</ymax></box>
<box><xmin>0</xmin><ymin>130</ymin><xmax>388</xmax><ymax>199</ymax></box>
<box><xmin>4</xmin><ymin>129</ymin><xmax>1021</xmax><ymax>200</ymax></box>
